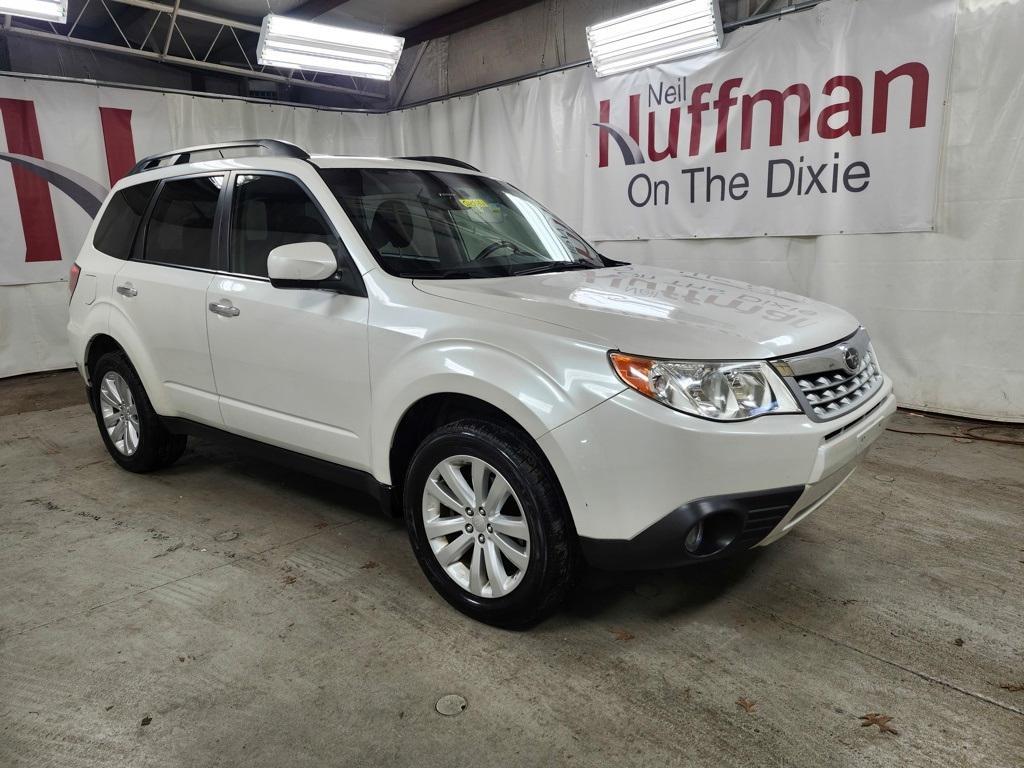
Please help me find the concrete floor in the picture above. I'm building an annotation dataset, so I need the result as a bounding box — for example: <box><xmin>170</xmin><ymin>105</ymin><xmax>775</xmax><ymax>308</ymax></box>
<box><xmin>1</xmin><ymin>371</ymin><xmax>1022</xmax><ymax>767</ymax></box>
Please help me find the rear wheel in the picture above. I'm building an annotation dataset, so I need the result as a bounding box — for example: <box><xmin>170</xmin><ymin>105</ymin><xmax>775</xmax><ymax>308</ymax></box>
<box><xmin>90</xmin><ymin>351</ymin><xmax>187</xmax><ymax>472</ymax></box>
<box><xmin>404</xmin><ymin>419</ymin><xmax>578</xmax><ymax>628</ymax></box>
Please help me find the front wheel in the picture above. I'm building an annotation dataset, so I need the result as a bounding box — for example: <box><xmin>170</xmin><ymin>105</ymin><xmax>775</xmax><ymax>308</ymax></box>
<box><xmin>403</xmin><ymin>419</ymin><xmax>579</xmax><ymax>628</ymax></box>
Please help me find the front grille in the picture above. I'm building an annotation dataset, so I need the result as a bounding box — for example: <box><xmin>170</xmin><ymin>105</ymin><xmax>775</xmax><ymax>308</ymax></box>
<box><xmin>777</xmin><ymin>329</ymin><xmax>883</xmax><ymax>422</ymax></box>
<box><xmin>796</xmin><ymin>349</ymin><xmax>883</xmax><ymax>419</ymax></box>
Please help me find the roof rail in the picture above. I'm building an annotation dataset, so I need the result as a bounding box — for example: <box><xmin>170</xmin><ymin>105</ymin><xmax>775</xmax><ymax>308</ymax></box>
<box><xmin>129</xmin><ymin>139</ymin><xmax>309</xmax><ymax>175</ymax></box>
<box><xmin>401</xmin><ymin>155</ymin><xmax>480</xmax><ymax>172</ymax></box>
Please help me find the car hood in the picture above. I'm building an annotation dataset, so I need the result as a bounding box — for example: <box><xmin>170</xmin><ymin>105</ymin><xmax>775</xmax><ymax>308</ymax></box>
<box><xmin>414</xmin><ymin>265</ymin><xmax>860</xmax><ymax>360</ymax></box>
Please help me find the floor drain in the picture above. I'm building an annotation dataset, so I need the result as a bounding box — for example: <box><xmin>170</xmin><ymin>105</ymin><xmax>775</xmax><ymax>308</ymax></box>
<box><xmin>435</xmin><ymin>694</ymin><xmax>467</xmax><ymax>716</ymax></box>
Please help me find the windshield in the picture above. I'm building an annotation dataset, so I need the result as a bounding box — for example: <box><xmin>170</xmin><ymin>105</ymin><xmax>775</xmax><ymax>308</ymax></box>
<box><xmin>319</xmin><ymin>168</ymin><xmax>608</xmax><ymax>278</ymax></box>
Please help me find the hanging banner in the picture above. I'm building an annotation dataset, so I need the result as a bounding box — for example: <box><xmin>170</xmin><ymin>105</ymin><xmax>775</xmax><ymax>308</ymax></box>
<box><xmin>0</xmin><ymin>0</ymin><xmax>957</xmax><ymax>287</ymax></box>
<box><xmin>0</xmin><ymin>78</ymin><xmax>173</xmax><ymax>286</ymax></box>
<box><xmin>581</xmin><ymin>0</ymin><xmax>957</xmax><ymax>239</ymax></box>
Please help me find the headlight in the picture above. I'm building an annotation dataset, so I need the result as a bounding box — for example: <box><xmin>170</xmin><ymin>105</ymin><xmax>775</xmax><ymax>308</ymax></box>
<box><xmin>609</xmin><ymin>352</ymin><xmax>801</xmax><ymax>421</ymax></box>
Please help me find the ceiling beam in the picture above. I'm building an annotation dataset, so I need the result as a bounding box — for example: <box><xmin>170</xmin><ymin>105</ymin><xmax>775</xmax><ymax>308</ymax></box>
<box><xmin>3</xmin><ymin>22</ymin><xmax>386</xmax><ymax>98</ymax></box>
<box><xmin>399</xmin><ymin>0</ymin><xmax>543</xmax><ymax>48</ymax></box>
<box><xmin>84</xmin><ymin>4</ymin><xmax>151</xmax><ymax>46</ymax></box>
<box><xmin>287</xmin><ymin>0</ymin><xmax>354</xmax><ymax>22</ymax></box>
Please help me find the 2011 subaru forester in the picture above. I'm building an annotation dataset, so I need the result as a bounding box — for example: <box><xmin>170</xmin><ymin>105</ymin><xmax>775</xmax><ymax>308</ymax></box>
<box><xmin>67</xmin><ymin>139</ymin><xmax>896</xmax><ymax>627</ymax></box>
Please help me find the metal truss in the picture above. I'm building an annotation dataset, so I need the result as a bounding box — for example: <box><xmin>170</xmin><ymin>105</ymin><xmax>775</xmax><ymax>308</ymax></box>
<box><xmin>0</xmin><ymin>0</ymin><xmax>387</xmax><ymax>100</ymax></box>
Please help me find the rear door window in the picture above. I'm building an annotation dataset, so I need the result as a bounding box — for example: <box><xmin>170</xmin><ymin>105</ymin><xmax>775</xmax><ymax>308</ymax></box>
<box><xmin>141</xmin><ymin>176</ymin><xmax>223</xmax><ymax>269</ymax></box>
<box><xmin>93</xmin><ymin>181</ymin><xmax>157</xmax><ymax>259</ymax></box>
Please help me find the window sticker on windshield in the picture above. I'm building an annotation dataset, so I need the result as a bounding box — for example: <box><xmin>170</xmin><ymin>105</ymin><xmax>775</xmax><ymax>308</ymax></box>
<box><xmin>458</xmin><ymin>198</ymin><xmax>489</xmax><ymax>208</ymax></box>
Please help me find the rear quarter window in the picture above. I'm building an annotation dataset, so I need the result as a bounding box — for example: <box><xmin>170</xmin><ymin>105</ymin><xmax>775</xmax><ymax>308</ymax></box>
<box><xmin>93</xmin><ymin>181</ymin><xmax>157</xmax><ymax>259</ymax></box>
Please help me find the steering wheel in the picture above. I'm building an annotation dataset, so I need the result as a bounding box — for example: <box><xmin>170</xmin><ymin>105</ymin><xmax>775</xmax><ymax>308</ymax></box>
<box><xmin>471</xmin><ymin>240</ymin><xmax>519</xmax><ymax>262</ymax></box>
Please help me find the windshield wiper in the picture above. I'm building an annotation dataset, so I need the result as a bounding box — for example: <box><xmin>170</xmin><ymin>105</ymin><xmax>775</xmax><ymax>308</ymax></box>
<box><xmin>397</xmin><ymin>267</ymin><xmax>512</xmax><ymax>279</ymax></box>
<box><xmin>509</xmin><ymin>261</ymin><xmax>598</xmax><ymax>276</ymax></box>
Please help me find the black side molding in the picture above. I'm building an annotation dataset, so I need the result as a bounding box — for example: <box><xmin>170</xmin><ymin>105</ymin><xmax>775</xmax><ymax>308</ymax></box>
<box><xmin>160</xmin><ymin>417</ymin><xmax>394</xmax><ymax>513</ymax></box>
<box><xmin>579</xmin><ymin>486</ymin><xmax>805</xmax><ymax>571</ymax></box>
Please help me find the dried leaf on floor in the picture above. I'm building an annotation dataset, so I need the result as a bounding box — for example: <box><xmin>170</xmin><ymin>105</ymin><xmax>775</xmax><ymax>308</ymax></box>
<box><xmin>610</xmin><ymin>628</ymin><xmax>635</xmax><ymax>642</ymax></box>
<box><xmin>999</xmin><ymin>683</ymin><xmax>1024</xmax><ymax>692</ymax></box>
<box><xmin>360</xmin><ymin>560</ymin><xmax>380</xmax><ymax>569</ymax></box>
<box><xmin>314</xmin><ymin>521</ymin><xmax>328</xmax><ymax>529</ymax></box>
<box><xmin>282</xmin><ymin>574</ymin><xmax>297</xmax><ymax>585</ymax></box>
<box><xmin>736</xmin><ymin>697</ymin><xmax>757</xmax><ymax>713</ymax></box>
<box><xmin>859</xmin><ymin>713</ymin><xmax>899</xmax><ymax>735</ymax></box>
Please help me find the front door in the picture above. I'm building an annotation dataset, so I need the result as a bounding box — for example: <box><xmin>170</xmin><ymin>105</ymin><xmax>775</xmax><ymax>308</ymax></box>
<box><xmin>205</xmin><ymin>172</ymin><xmax>372</xmax><ymax>471</ymax></box>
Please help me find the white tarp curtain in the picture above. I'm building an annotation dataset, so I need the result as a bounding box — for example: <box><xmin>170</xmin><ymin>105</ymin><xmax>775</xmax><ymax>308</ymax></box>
<box><xmin>0</xmin><ymin>0</ymin><xmax>1021</xmax><ymax>421</ymax></box>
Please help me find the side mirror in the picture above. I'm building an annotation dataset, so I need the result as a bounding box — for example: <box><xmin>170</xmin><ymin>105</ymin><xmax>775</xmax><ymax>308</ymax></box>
<box><xmin>267</xmin><ymin>242</ymin><xmax>339</xmax><ymax>289</ymax></box>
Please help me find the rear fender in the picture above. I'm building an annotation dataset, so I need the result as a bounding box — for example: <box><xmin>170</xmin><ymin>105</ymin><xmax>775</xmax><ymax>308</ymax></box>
<box><xmin>101</xmin><ymin>301</ymin><xmax>175</xmax><ymax>414</ymax></box>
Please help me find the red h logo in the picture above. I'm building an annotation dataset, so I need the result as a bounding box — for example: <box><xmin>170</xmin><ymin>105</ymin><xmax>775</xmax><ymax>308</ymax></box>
<box><xmin>0</xmin><ymin>101</ymin><xmax>137</xmax><ymax>263</ymax></box>
<box><xmin>98</xmin><ymin>107</ymin><xmax>137</xmax><ymax>185</ymax></box>
<box><xmin>0</xmin><ymin>98</ymin><xmax>62</xmax><ymax>262</ymax></box>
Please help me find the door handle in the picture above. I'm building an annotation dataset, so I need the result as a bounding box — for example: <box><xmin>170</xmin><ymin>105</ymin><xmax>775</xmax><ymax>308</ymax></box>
<box><xmin>116</xmin><ymin>283</ymin><xmax>137</xmax><ymax>297</ymax></box>
<box><xmin>209</xmin><ymin>300</ymin><xmax>240</xmax><ymax>317</ymax></box>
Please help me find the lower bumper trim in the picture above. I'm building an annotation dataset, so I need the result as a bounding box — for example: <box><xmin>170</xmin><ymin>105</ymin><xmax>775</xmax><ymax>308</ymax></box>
<box><xmin>579</xmin><ymin>485</ymin><xmax>805</xmax><ymax>571</ymax></box>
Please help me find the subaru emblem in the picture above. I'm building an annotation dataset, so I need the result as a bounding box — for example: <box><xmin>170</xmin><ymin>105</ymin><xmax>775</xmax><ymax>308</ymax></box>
<box><xmin>844</xmin><ymin>347</ymin><xmax>861</xmax><ymax>372</ymax></box>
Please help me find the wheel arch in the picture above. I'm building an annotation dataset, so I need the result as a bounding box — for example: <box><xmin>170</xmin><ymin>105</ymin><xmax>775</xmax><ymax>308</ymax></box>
<box><xmin>84</xmin><ymin>321</ymin><xmax>173</xmax><ymax>414</ymax></box>
<box><xmin>84</xmin><ymin>333</ymin><xmax>125</xmax><ymax>384</ymax></box>
<box><xmin>385</xmin><ymin>392</ymin><xmax>565</xmax><ymax>518</ymax></box>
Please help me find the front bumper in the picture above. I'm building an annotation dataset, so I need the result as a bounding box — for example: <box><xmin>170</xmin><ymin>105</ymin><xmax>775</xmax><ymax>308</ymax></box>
<box><xmin>579</xmin><ymin>485</ymin><xmax>805</xmax><ymax>570</ymax></box>
<box><xmin>538</xmin><ymin>376</ymin><xmax>896</xmax><ymax>569</ymax></box>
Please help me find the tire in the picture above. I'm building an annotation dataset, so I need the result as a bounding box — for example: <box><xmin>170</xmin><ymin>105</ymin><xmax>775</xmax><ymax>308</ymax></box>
<box><xmin>90</xmin><ymin>351</ymin><xmax>187</xmax><ymax>473</ymax></box>
<box><xmin>403</xmin><ymin>418</ymin><xmax>579</xmax><ymax>628</ymax></box>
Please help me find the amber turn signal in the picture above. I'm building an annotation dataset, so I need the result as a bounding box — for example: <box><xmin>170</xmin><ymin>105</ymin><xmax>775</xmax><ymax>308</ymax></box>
<box><xmin>609</xmin><ymin>352</ymin><xmax>656</xmax><ymax>397</ymax></box>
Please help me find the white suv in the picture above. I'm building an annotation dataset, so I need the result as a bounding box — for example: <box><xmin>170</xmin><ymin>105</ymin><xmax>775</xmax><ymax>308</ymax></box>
<box><xmin>67</xmin><ymin>139</ymin><xmax>896</xmax><ymax>627</ymax></box>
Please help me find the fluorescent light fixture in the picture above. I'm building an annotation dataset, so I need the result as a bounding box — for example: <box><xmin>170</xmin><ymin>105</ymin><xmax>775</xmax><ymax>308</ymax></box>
<box><xmin>257</xmin><ymin>14</ymin><xmax>404</xmax><ymax>81</ymax></box>
<box><xmin>587</xmin><ymin>0</ymin><xmax>723</xmax><ymax>78</ymax></box>
<box><xmin>0</xmin><ymin>0</ymin><xmax>67</xmax><ymax>23</ymax></box>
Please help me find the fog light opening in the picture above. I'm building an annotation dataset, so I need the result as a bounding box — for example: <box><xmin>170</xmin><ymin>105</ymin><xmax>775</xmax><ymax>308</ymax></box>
<box><xmin>684</xmin><ymin>520</ymin><xmax>704</xmax><ymax>553</ymax></box>
<box><xmin>684</xmin><ymin>512</ymin><xmax>743</xmax><ymax>558</ymax></box>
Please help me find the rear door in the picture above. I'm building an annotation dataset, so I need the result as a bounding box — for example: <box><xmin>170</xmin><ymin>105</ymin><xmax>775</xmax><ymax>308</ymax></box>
<box><xmin>112</xmin><ymin>173</ymin><xmax>225</xmax><ymax>425</ymax></box>
<box><xmin>205</xmin><ymin>171</ymin><xmax>371</xmax><ymax>470</ymax></box>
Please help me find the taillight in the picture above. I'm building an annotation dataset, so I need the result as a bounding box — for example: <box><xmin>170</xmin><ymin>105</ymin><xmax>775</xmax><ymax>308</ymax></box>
<box><xmin>69</xmin><ymin>263</ymin><xmax>82</xmax><ymax>300</ymax></box>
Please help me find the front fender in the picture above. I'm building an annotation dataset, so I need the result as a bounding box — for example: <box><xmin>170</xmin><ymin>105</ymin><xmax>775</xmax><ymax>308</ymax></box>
<box><xmin>370</xmin><ymin>338</ymin><xmax>622</xmax><ymax>484</ymax></box>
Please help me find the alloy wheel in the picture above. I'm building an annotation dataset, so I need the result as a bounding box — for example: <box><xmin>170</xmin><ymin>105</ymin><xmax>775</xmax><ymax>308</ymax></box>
<box><xmin>98</xmin><ymin>371</ymin><xmax>140</xmax><ymax>456</ymax></box>
<box><xmin>421</xmin><ymin>455</ymin><xmax>531</xmax><ymax>598</ymax></box>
